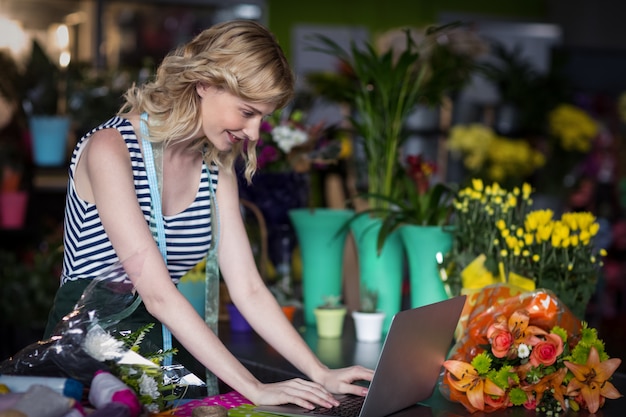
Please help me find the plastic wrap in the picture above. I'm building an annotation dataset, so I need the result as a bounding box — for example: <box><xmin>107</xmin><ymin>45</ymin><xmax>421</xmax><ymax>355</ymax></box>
<box><xmin>438</xmin><ymin>284</ymin><xmax>622</xmax><ymax>414</ymax></box>
<box><xmin>0</xmin><ymin>259</ymin><xmax>206</xmax><ymax>398</ymax></box>
<box><xmin>450</xmin><ymin>284</ymin><xmax>582</xmax><ymax>363</ymax></box>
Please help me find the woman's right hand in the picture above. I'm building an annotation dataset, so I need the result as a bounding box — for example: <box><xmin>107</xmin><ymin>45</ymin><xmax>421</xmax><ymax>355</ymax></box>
<box><xmin>248</xmin><ymin>378</ymin><xmax>341</xmax><ymax>409</ymax></box>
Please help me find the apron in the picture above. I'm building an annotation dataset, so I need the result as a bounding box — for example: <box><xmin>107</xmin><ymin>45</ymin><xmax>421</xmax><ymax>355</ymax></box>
<box><xmin>44</xmin><ymin>113</ymin><xmax>221</xmax><ymax>395</ymax></box>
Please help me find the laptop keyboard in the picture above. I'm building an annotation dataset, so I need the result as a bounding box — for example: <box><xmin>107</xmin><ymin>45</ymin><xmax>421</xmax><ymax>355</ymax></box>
<box><xmin>304</xmin><ymin>395</ymin><xmax>365</xmax><ymax>417</ymax></box>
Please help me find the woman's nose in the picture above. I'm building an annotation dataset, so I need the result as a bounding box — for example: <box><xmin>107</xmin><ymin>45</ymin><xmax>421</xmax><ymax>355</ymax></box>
<box><xmin>243</xmin><ymin>118</ymin><xmax>263</xmax><ymax>142</ymax></box>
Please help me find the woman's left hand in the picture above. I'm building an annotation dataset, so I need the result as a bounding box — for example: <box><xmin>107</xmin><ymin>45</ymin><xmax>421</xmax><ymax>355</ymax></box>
<box><xmin>316</xmin><ymin>365</ymin><xmax>374</xmax><ymax>397</ymax></box>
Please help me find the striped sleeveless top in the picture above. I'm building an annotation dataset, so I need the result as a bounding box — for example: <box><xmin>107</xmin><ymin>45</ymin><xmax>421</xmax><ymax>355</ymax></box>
<box><xmin>61</xmin><ymin>116</ymin><xmax>217</xmax><ymax>285</ymax></box>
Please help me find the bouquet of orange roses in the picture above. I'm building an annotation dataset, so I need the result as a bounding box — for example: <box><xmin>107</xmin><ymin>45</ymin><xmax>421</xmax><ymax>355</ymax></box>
<box><xmin>441</xmin><ymin>285</ymin><xmax>622</xmax><ymax>414</ymax></box>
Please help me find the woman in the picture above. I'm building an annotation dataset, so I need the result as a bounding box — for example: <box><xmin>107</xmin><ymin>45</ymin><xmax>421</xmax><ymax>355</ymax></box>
<box><xmin>44</xmin><ymin>20</ymin><xmax>372</xmax><ymax>409</ymax></box>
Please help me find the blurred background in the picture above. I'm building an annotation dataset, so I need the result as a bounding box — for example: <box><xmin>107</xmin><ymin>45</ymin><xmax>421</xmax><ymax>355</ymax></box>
<box><xmin>1</xmin><ymin>0</ymin><xmax>625</xmax><ymax>367</ymax></box>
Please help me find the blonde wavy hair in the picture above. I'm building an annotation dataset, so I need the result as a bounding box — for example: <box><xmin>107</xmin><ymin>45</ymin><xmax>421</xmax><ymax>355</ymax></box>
<box><xmin>119</xmin><ymin>19</ymin><xmax>295</xmax><ymax>182</ymax></box>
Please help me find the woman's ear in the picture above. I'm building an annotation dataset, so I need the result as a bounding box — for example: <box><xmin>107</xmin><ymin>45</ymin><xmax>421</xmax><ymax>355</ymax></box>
<box><xmin>196</xmin><ymin>83</ymin><xmax>209</xmax><ymax>97</ymax></box>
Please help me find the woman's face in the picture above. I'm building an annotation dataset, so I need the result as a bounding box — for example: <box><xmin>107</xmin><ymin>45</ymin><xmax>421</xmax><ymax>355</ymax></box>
<box><xmin>196</xmin><ymin>84</ymin><xmax>275</xmax><ymax>152</ymax></box>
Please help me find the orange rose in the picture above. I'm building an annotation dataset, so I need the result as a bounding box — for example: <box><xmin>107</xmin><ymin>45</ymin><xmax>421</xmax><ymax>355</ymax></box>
<box><xmin>529</xmin><ymin>333</ymin><xmax>563</xmax><ymax>367</ymax></box>
<box><xmin>488</xmin><ymin>328</ymin><xmax>514</xmax><ymax>358</ymax></box>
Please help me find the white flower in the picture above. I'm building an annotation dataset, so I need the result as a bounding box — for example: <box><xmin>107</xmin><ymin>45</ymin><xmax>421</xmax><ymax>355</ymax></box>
<box><xmin>144</xmin><ymin>403</ymin><xmax>160</xmax><ymax>414</ymax></box>
<box><xmin>139</xmin><ymin>373</ymin><xmax>160</xmax><ymax>400</ymax></box>
<box><xmin>83</xmin><ymin>325</ymin><xmax>125</xmax><ymax>362</ymax></box>
<box><xmin>272</xmin><ymin>125</ymin><xmax>308</xmax><ymax>153</ymax></box>
<box><xmin>517</xmin><ymin>343</ymin><xmax>530</xmax><ymax>359</ymax></box>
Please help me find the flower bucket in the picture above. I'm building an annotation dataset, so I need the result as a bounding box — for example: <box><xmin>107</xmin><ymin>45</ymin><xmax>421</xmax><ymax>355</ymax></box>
<box><xmin>226</xmin><ymin>303</ymin><xmax>252</xmax><ymax>333</ymax></box>
<box><xmin>29</xmin><ymin>115</ymin><xmax>71</xmax><ymax>167</ymax></box>
<box><xmin>0</xmin><ymin>191</ymin><xmax>28</xmax><ymax>229</ymax></box>
<box><xmin>400</xmin><ymin>225</ymin><xmax>452</xmax><ymax>308</ymax></box>
<box><xmin>289</xmin><ymin>208</ymin><xmax>353</xmax><ymax>325</ymax></box>
<box><xmin>177</xmin><ymin>279</ymin><xmax>205</xmax><ymax>318</ymax></box>
<box><xmin>350</xmin><ymin>215</ymin><xmax>404</xmax><ymax>334</ymax></box>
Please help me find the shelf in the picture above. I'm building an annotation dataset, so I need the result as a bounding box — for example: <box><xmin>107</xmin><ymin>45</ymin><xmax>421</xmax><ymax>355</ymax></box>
<box><xmin>32</xmin><ymin>168</ymin><xmax>68</xmax><ymax>192</ymax></box>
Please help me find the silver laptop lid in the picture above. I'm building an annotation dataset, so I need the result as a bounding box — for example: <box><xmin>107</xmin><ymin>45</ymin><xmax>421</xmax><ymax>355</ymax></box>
<box><xmin>359</xmin><ymin>295</ymin><xmax>466</xmax><ymax>417</ymax></box>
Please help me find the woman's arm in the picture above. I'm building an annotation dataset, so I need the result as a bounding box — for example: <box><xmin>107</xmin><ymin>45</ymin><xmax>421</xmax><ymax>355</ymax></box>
<box><xmin>78</xmin><ymin>129</ymin><xmax>346</xmax><ymax>408</ymax></box>
<box><xmin>216</xmin><ymin>169</ymin><xmax>373</xmax><ymax>396</ymax></box>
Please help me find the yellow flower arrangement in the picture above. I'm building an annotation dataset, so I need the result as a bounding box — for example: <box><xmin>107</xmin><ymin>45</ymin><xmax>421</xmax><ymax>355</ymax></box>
<box><xmin>548</xmin><ymin>104</ymin><xmax>598</xmax><ymax>153</ymax></box>
<box><xmin>448</xmin><ymin>124</ymin><xmax>545</xmax><ymax>186</ymax></box>
<box><xmin>447</xmin><ymin>179</ymin><xmax>606</xmax><ymax>319</ymax></box>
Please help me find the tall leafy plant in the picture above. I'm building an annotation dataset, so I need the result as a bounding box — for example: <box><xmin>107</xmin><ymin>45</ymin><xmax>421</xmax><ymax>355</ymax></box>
<box><xmin>308</xmin><ymin>29</ymin><xmax>429</xmax><ymax>211</ymax></box>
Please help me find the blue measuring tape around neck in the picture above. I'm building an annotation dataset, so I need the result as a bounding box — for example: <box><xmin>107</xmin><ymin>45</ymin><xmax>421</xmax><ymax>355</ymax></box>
<box><xmin>138</xmin><ymin>113</ymin><xmax>221</xmax><ymax>395</ymax></box>
<box><xmin>140</xmin><ymin>113</ymin><xmax>173</xmax><ymax>364</ymax></box>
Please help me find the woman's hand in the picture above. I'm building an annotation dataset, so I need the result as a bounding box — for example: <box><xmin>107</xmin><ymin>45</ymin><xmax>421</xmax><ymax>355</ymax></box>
<box><xmin>315</xmin><ymin>365</ymin><xmax>374</xmax><ymax>397</ymax></box>
<box><xmin>249</xmin><ymin>364</ymin><xmax>373</xmax><ymax>409</ymax></box>
<box><xmin>249</xmin><ymin>378</ymin><xmax>340</xmax><ymax>409</ymax></box>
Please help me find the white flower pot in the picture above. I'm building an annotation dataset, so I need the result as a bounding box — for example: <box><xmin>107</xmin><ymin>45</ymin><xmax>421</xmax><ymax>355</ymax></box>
<box><xmin>352</xmin><ymin>311</ymin><xmax>386</xmax><ymax>343</ymax></box>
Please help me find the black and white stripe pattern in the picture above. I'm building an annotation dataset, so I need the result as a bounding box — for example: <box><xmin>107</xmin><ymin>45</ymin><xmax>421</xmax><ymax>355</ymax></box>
<box><xmin>61</xmin><ymin>116</ymin><xmax>216</xmax><ymax>285</ymax></box>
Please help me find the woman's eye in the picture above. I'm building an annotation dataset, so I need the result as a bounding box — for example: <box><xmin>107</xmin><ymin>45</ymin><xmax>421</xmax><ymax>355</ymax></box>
<box><xmin>242</xmin><ymin>110</ymin><xmax>254</xmax><ymax>118</ymax></box>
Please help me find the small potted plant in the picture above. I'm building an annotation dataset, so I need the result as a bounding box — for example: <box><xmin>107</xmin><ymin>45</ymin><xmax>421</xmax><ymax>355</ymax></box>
<box><xmin>269</xmin><ymin>280</ymin><xmax>302</xmax><ymax>324</ymax></box>
<box><xmin>313</xmin><ymin>295</ymin><xmax>346</xmax><ymax>338</ymax></box>
<box><xmin>351</xmin><ymin>285</ymin><xmax>385</xmax><ymax>343</ymax></box>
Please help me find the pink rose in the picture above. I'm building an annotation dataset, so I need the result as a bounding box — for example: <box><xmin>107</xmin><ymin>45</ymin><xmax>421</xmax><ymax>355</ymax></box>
<box><xmin>523</xmin><ymin>397</ymin><xmax>537</xmax><ymax>410</ymax></box>
<box><xmin>529</xmin><ymin>333</ymin><xmax>563</xmax><ymax>367</ymax></box>
<box><xmin>489</xmin><ymin>328</ymin><xmax>514</xmax><ymax>358</ymax></box>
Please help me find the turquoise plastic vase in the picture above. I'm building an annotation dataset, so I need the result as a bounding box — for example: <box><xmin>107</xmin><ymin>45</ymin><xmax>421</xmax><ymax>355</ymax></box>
<box><xmin>350</xmin><ymin>215</ymin><xmax>404</xmax><ymax>333</ymax></box>
<box><xmin>29</xmin><ymin>116</ymin><xmax>71</xmax><ymax>166</ymax></box>
<box><xmin>289</xmin><ymin>208</ymin><xmax>353</xmax><ymax>325</ymax></box>
<box><xmin>400</xmin><ymin>225</ymin><xmax>452</xmax><ymax>308</ymax></box>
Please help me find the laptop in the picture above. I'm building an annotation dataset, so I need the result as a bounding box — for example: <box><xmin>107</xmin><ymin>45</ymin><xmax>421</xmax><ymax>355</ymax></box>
<box><xmin>255</xmin><ymin>295</ymin><xmax>466</xmax><ymax>417</ymax></box>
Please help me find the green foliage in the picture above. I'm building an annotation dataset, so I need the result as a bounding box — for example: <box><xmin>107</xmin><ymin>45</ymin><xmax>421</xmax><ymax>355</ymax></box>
<box><xmin>508</xmin><ymin>387</ymin><xmax>527</xmax><ymax>406</ymax></box>
<box><xmin>488</xmin><ymin>364</ymin><xmax>519</xmax><ymax>390</ymax></box>
<box><xmin>319</xmin><ymin>294</ymin><xmax>343</xmax><ymax>309</ymax></box>
<box><xmin>338</xmin><ymin>180</ymin><xmax>456</xmax><ymax>254</ymax></box>
<box><xmin>109</xmin><ymin>323</ymin><xmax>180</xmax><ymax>412</ymax></box>
<box><xmin>308</xmin><ymin>28</ymin><xmax>435</xmax><ymax>211</ymax></box>
<box><xmin>478</xmin><ymin>41</ymin><xmax>571</xmax><ymax>135</ymax></box>
<box><xmin>359</xmin><ymin>285</ymin><xmax>378</xmax><ymax>313</ymax></box>
<box><xmin>567</xmin><ymin>322</ymin><xmax>608</xmax><ymax>364</ymax></box>
<box><xmin>0</xmin><ymin>240</ymin><xmax>63</xmax><ymax>328</ymax></box>
<box><xmin>471</xmin><ymin>352</ymin><xmax>492</xmax><ymax>375</ymax></box>
<box><xmin>22</xmin><ymin>40</ymin><xmax>61</xmax><ymax>115</ymax></box>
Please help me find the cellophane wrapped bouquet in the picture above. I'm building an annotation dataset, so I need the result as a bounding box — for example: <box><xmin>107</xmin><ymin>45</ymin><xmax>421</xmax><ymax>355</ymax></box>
<box><xmin>0</xmin><ymin>259</ymin><xmax>205</xmax><ymax>414</ymax></box>
<box><xmin>441</xmin><ymin>285</ymin><xmax>622</xmax><ymax>414</ymax></box>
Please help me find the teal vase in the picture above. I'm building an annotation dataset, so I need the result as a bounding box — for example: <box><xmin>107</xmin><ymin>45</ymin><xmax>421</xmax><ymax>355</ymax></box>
<box><xmin>289</xmin><ymin>208</ymin><xmax>353</xmax><ymax>325</ymax></box>
<box><xmin>29</xmin><ymin>116</ymin><xmax>71</xmax><ymax>166</ymax></box>
<box><xmin>400</xmin><ymin>225</ymin><xmax>452</xmax><ymax>308</ymax></box>
<box><xmin>350</xmin><ymin>215</ymin><xmax>404</xmax><ymax>333</ymax></box>
<box><xmin>177</xmin><ymin>279</ymin><xmax>205</xmax><ymax>318</ymax></box>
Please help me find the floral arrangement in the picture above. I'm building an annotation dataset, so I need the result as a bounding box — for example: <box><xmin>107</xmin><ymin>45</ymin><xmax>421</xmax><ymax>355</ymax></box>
<box><xmin>442</xmin><ymin>287</ymin><xmax>622</xmax><ymax>414</ymax></box>
<box><xmin>447</xmin><ymin>124</ymin><xmax>545</xmax><ymax>187</ymax></box>
<box><xmin>83</xmin><ymin>323</ymin><xmax>182</xmax><ymax>414</ymax></box>
<box><xmin>256</xmin><ymin>109</ymin><xmax>351</xmax><ymax>173</ymax></box>
<box><xmin>548</xmin><ymin>104</ymin><xmax>598</xmax><ymax>153</ymax></box>
<box><xmin>446</xmin><ymin>179</ymin><xmax>606</xmax><ymax>319</ymax></box>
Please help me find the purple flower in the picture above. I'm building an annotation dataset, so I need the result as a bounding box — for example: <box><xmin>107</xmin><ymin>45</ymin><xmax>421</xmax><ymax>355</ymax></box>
<box><xmin>260</xmin><ymin>120</ymin><xmax>273</xmax><ymax>134</ymax></box>
<box><xmin>257</xmin><ymin>145</ymin><xmax>279</xmax><ymax>169</ymax></box>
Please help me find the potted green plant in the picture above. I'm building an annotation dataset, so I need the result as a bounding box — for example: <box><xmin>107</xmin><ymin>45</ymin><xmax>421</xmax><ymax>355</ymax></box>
<box><xmin>308</xmin><ymin>29</ymin><xmax>428</xmax><ymax>212</ymax></box>
<box><xmin>308</xmin><ymin>27</ymin><xmax>434</xmax><ymax>333</ymax></box>
<box><xmin>22</xmin><ymin>40</ymin><xmax>71</xmax><ymax>167</ymax></box>
<box><xmin>351</xmin><ymin>285</ymin><xmax>385</xmax><ymax>343</ymax></box>
<box><xmin>309</xmin><ymin>25</ymin><xmax>468</xmax><ymax>331</ymax></box>
<box><xmin>313</xmin><ymin>295</ymin><xmax>347</xmax><ymax>338</ymax></box>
